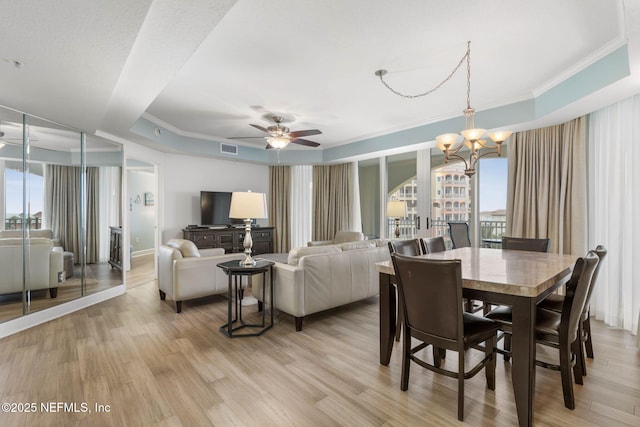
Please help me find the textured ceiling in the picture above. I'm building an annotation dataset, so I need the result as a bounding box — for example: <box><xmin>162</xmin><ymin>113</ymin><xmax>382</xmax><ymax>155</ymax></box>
<box><xmin>1</xmin><ymin>0</ymin><xmax>639</xmax><ymax>158</ymax></box>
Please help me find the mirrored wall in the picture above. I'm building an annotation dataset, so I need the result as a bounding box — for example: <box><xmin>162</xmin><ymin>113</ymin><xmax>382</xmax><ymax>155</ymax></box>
<box><xmin>0</xmin><ymin>105</ymin><xmax>123</xmax><ymax>323</ymax></box>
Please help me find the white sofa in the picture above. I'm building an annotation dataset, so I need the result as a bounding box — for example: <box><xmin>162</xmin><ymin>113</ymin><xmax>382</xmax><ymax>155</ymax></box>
<box><xmin>307</xmin><ymin>230</ymin><xmax>366</xmax><ymax>247</ymax></box>
<box><xmin>255</xmin><ymin>240</ymin><xmax>391</xmax><ymax>331</ymax></box>
<box><xmin>158</xmin><ymin>239</ymin><xmax>249</xmax><ymax>313</ymax></box>
<box><xmin>0</xmin><ymin>237</ymin><xmax>64</xmax><ymax>297</ymax></box>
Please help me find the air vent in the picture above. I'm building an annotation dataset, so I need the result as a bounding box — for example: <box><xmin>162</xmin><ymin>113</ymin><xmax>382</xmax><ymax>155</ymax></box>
<box><xmin>220</xmin><ymin>143</ymin><xmax>238</xmax><ymax>155</ymax></box>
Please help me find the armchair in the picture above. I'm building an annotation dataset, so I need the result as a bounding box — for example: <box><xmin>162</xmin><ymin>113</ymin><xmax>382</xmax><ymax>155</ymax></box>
<box><xmin>307</xmin><ymin>231</ymin><xmax>366</xmax><ymax>247</ymax></box>
<box><xmin>158</xmin><ymin>239</ymin><xmax>247</xmax><ymax>313</ymax></box>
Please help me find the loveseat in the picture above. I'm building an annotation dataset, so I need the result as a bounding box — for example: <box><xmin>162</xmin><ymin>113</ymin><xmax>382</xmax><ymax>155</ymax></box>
<box><xmin>255</xmin><ymin>240</ymin><xmax>391</xmax><ymax>331</ymax></box>
<box><xmin>158</xmin><ymin>239</ymin><xmax>250</xmax><ymax>313</ymax></box>
<box><xmin>0</xmin><ymin>237</ymin><xmax>64</xmax><ymax>297</ymax></box>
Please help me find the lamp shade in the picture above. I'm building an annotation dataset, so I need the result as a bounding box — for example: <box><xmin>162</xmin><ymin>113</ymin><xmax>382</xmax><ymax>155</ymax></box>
<box><xmin>229</xmin><ymin>191</ymin><xmax>268</xmax><ymax>219</ymax></box>
<box><xmin>386</xmin><ymin>201</ymin><xmax>407</xmax><ymax>218</ymax></box>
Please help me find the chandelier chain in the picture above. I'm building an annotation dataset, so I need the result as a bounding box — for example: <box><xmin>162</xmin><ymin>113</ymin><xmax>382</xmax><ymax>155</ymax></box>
<box><xmin>376</xmin><ymin>41</ymin><xmax>471</xmax><ymax>100</ymax></box>
<box><xmin>466</xmin><ymin>41</ymin><xmax>471</xmax><ymax>109</ymax></box>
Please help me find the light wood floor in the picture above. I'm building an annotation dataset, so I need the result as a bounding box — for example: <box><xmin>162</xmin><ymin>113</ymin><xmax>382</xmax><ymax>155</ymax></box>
<box><xmin>0</xmin><ymin>267</ymin><xmax>638</xmax><ymax>426</ymax></box>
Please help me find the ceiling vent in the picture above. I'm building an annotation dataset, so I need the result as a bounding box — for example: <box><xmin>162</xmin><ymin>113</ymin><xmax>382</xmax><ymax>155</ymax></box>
<box><xmin>220</xmin><ymin>143</ymin><xmax>238</xmax><ymax>155</ymax></box>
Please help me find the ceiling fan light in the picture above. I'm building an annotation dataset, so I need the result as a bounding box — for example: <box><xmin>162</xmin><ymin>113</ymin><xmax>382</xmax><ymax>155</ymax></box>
<box><xmin>266</xmin><ymin>136</ymin><xmax>289</xmax><ymax>149</ymax></box>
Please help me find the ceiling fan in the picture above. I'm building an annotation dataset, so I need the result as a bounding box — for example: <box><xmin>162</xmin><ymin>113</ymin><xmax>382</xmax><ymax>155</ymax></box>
<box><xmin>229</xmin><ymin>116</ymin><xmax>321</xmax><ymax>149</ymax></box>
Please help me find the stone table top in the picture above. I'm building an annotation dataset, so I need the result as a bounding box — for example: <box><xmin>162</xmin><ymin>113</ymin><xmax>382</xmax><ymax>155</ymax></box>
<box><xmin>376</xmin><ymin>247</ymin><xmax>578</xmax><ymax>297</ymax></box>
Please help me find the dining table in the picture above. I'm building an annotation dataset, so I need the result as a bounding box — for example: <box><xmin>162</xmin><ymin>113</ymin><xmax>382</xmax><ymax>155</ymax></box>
<box><xmin>376</xmin><ymin>247</ymin><xmax>577</xmax><ymax>427</ymax></box>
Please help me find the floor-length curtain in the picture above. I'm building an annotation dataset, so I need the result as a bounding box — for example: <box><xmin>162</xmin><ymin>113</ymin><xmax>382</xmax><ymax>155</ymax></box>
<box><xmin>85</xmin><ymin>167</ymin><xmax>99</xmax><ymax>263</ymax></box>
<box><xmin>589</xmin><ymin>94</ymin><xmax>640</xmax><ymax>337</ymax></box>
<box><xmin>506</xmin><ymin>117</ymin><xmax>587</xmax><ymax>255</ymax></box>
<box><xmin>45</xmin><ymin>165</ymin><xmax>100</xmax><ymax>263</ymax></box>
<box><xmin>269</xmin><ymin>165</ymin><xmax>290</xmax><ymax>253</ymax></box>
<box><xmin>312</xmin><ymin>163</ymin><xmax>354</xmax><ymax>241</ymax></box>
<box><xmin>98</xmin><ymin>167</ymin><xmax>121</xmax><ymax>263</ymax></box>
<box><xmin>290</xmin><ymin>165</ymin><xmax>312</xmax><ymax>248</ymax></box>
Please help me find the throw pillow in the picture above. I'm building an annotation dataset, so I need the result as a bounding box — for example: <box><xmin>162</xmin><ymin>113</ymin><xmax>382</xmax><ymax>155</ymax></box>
<box><xmin>167</xmin><ymin>239</ymin><xmax>201</xmax><ymax>257</ymax></box>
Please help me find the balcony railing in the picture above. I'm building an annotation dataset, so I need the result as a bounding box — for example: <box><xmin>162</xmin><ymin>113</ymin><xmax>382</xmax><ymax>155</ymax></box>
<box><xmin>387</xmin><ymin>218</ymin><xmax>507</xmax><ymax>249</ymax></box>
<box><xmin>4</xmin><ymin>217</ymin><xmax>42</xmax><ymax>230</ymax></box>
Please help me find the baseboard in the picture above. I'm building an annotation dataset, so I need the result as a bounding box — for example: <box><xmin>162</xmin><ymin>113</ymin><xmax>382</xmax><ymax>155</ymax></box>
<box><xmin>132</xmin><ymin>248</ymin><xmax>154</xmax><ymax>258</ymax></box>
<box><xmin>0</xmin><ymin>284</ymin><xmax>126</xmax><ymax>339</ymax></box>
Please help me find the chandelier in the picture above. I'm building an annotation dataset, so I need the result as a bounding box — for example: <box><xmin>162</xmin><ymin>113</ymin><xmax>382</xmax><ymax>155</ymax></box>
<box><xmin>375</xmin><ymin>41</ymin><xmax>512</xmax><ymax>177</ymax></box>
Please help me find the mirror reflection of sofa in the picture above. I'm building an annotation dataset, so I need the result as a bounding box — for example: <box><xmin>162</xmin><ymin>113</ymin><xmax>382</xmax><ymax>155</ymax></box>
<box><xmin>0</xmin><ymin>237</ymin><xmax>64</xmax><ymax>298</ymax></box>
<box><xmin>158</xmin><ymin>239</ymin><xmax>250</xmax><ymax>313</ymax></box>
<box><xmin>0</xmin><ymin>229</ymin><xmax>74</xmax><ymax>278</ymax></box>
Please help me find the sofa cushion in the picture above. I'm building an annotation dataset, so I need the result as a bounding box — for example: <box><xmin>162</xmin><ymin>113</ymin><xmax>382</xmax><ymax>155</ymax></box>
<box><xmin>333</xmin><ymin>231</ymin><xmax>365</xmax><ymax>244</ymax></box>
<box><xmin>167</xmin><ymin>239</ymin><xmax>200</xmax><ymax>258</ymax></box>
<box><xmin>0</xmin><ymin>229</ymin><xmax>54</xmax><ymax>239</ymax></box>
<box><xmin>335</xmin><ymin>240</ymin><xmax>375</xmax><ymax>251</ymax></box>
<box><xmin>287</xmin><ymin>245</ymin><xmax>341</xmax><ymax>266</ymax></box>
<box><xmin>369</xmin><ymin>238</ymin><xmax>393</xmax><ymax>247</ymax></box>
<box><xmin>0</xmin><ymin>237</ymin><xmax>53</xmax><ymax>247</ymax></box>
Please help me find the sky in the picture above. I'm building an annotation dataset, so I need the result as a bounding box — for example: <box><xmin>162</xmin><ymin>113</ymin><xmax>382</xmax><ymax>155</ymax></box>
<box><xmin>479</xmin><ymin>158</ymin><xmax>507</xmax><ymax>212</ymax></box>
<box><xmin>4</xmin><ymin>169</ymin><xmax>44</xmax><ymax>216</ymax></box>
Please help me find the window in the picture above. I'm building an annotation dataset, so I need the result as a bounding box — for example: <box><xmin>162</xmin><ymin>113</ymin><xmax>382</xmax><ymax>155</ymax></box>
<box><xmin>4</xmin><ymin>163</ymin><xmax>44</xmax><ymax>230</ymax></box>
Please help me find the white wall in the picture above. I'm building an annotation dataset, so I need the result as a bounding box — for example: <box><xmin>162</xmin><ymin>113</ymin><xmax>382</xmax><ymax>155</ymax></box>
<box><xmin>128</xmin><ymin>169</ymin><xmax>155</xmax><ymax>252</ymax></box>
<box><xmin>162</xmin><ymin>154</ymin><xmax>269</xmax><ymax>243</ymax></box>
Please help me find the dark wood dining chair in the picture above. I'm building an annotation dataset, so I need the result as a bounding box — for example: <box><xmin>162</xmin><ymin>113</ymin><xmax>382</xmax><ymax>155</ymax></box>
<box><xmin>388</xmin><ymin>239</ymin><xmax>422</xmax><ymax>341</ymax></box>
<box><xmin>391</xmin><ymin>253</ymin><xmax>499</xmax><ymax>421</ymax></box>
<box><xmin>501</xmin><ymin>236</ymin><xmax>551</xmax><ymax>252</ymax></box>
<box><xmin>538</xmin><ymin>245</ymin><xmax>607</xmax><ymax>376</ymax></box>
<box><xmin>485</xmin><ymin>252</ymin><xmax>599</xmax><ymax>410</ymax></box>
<box><xmin>448</xmin><ymin>222</ymin><xmax>470</xmax><ymax>249</ymax></box>
<box><xmin>484</xmin><ymin>236</ymin><xmax>552</xmax><ymax>318</ymax></box>
<box><xmin>422</xmin><ymin>235</ymin><xmax>482</xmax><ymax>314</ymax></box>
<box><xmin>420</xmin><ymin>236</ymin><xmax>447</xmax><ymax>254</ymax></box>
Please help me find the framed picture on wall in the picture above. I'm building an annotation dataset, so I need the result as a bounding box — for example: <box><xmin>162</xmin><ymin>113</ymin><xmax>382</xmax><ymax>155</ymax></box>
<box><xmin>144</xmin><ymin>192</ymin><xmax>154</xmax><ymax>206</ymax></box>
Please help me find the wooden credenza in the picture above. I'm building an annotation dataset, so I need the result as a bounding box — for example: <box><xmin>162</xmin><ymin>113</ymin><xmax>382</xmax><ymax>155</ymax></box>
<box><xmin>182</xmin><ymin>226</ymin><xmax>274</xmax><ymax>255</ymax></box>
<box><xmin>109</xmin><ymin>226</ymin><xmax>123</xmax><ymax>270</ymax></box>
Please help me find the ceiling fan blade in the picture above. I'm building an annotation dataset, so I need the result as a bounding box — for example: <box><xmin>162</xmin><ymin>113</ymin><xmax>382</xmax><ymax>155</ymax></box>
<box><xmin>291</xmin><ymin>138</ymin><xmax>320</xmax><ymax>147</ymax></box>
<box><xmin>249</xmin><ymin>124</ymin><xmax>270</xmax><ymax>133</ymax></box>
<box><xmin>289</xmin><ymin>129</ymin><xmax>322</xmax><ymax>138</ymax></box>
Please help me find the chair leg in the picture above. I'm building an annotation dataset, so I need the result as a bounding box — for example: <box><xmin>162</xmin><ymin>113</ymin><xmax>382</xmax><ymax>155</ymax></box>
<box><xmin>485</xmin><ymin>335</ymin><xmax>497</xmax><ymax>390</ymax></box>
<box><xmin>295</xmin><ymin>317</ymin><xmax>303</xmax><ymax>331</ymax></box>
<box><xmin>503</xmin><ymin>333</ymin><xmax>512</xmax><ymax>362</ymax></box>
<box><xmin>395</xmin><ymin>297</ymin><xmax>403</xmax><ymax>342</ymax></box>
<box><xmin>433</xmin><ymin>346</ymin><xmax>442</xmax><ymax>368</ymax></box>
<box><xmin>583</xmin><ymin>315</ymin><xmax>594</xmax><ymax>359</ymax></box>
<box><xmin>577</xmin><ymin>321</ymin><xmax>588</xmax><ymax>377</ymax></box>
<box><xmin>439</xmin><ymin>347</ymin><xmax>447</xmax><ymax>360</ymax></box>
<box><xmin>571</xmin><ymin>339</ymin><xmax>584</xmax><ymax>385</ymax></box>
<box><xmin>559</xmin><ymin>341</ymin><xmax>576</xmax><ymax>410</ymax></box>
<box><xmin>458</xmin><ymin>349</ymin><xmax>465</xmax><ymax>421</ymax></box>
<box><xmin>175</xmin><ymin>301</ymin><xmax>182</xmax><ymax>313</ymax></box>
<box><xmin>400</xmin><ymin>330</ymin><xmax>411</xmax><ymax>391</ymax></box>
<box><xmin>159</xmin><ymin>289</ymin><xmax>166</xmax><ymax>300</ymax></box>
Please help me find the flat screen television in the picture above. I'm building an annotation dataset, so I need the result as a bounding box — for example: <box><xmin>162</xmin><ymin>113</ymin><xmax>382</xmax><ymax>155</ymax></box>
<box><xmin>200</xmin><ymin>191</ymin><xmax>245</xmax><ymax>227</ymax></box>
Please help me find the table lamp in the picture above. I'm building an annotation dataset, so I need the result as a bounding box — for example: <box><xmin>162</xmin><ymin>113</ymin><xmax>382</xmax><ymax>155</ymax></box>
<box><xmin>229</xmin><ymin>191</ymin><xmax>268</xmax><ymax>265</ymax></box>
<box><xmin>387</xmin><ymin>200</ymin><xmax>407</xmax><ymax>238</ymax></box>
